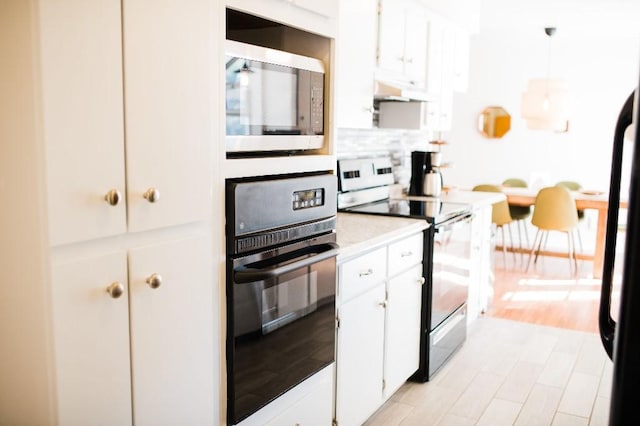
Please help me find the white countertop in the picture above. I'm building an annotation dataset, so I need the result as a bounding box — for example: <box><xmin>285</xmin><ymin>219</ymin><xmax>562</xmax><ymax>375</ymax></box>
<box><xmin>336</xmin><ymin>213</ymin><xmax>428</xmax><ymax>261</ymax></box>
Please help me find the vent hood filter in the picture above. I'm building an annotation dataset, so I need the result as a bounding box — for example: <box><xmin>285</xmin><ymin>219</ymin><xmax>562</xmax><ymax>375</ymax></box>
<box><xmin>374</xmin><ymin>80</ymin><xmax>436</xmax><ymax>102</ymax></box>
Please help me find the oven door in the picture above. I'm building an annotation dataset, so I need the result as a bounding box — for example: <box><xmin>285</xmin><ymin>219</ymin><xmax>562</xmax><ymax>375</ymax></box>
<box><xmin>431</xmin><ymin>214</ymin><xmax>473</xmax><ymax>330</ymax></box>
<box><xmin>227</xmin><ymin>234</ymin><xmax>338</xmax><ymax>425</ymax></box>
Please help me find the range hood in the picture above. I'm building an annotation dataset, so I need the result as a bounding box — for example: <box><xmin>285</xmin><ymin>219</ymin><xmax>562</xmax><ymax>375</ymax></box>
<box><xmin>374</xmin><ymin>79</ymin><xmax>436</xmax><ymax>102</ymax></box>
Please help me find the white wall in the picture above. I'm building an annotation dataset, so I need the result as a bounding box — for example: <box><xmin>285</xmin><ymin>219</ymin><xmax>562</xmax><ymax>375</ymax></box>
<box><xmin>445</xmin><ymin>29</ymin><xmax>639</xmax><ymax>192</ymax></box>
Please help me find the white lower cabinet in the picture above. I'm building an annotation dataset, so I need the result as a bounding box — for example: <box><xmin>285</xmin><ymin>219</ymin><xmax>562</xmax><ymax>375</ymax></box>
<box><xmin>50</xmin><ymin>236</ymin><xmax>214</xmax><ymax>425</ymax></box>
<box><xmin>336</xmin><ymin>284</ymin><xmax>386</xmax><ymax>426</ymax></box>
<box><xmin>335</xmin><ymin>231</ymin><xmax>424</xmax><ymax>426</ymax></box>
<box><xmin>468</xmin><ymin>205</ymin><xmax>493</xmax><ymax>322</ymax></box>
<box><xmin>51</xmin><ymin>251</ymin><xmax>132</xmax><ymax>426</ymax></box>
<box><xmin>384</xmin><ymin>264</ymin><xmax>423</xmax><ymax>397</ymax></box>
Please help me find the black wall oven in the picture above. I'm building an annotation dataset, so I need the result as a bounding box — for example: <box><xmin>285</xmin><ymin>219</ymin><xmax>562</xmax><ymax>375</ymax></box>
<box><xmin>226</xmin><ymin>174</ymin><xmax>338</xmax><ymax>424</ymax></box>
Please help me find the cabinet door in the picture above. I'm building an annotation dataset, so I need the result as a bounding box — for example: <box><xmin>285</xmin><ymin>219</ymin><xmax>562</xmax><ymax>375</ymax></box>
<box><xmin>425</xmin><ymin>14</ymin><xmax>444</xmax><ymax>96</ymax></box>
<box><xmin>452</xmin><ymin>28</ymin><xmax>470</xmax><ymax>93</ymax></box>
<box><xmin>377</xmin><ymin>0</ymin><xmax>406</xmax><ymax>76</ymax></box>
<box><xmin>291</xmin><ymin>0</ymin><xmax>338</xmax><ymax>18</ymax></box>
<box><xmin>403</xmin><ymin>6</ymin><xmax>427</xmax><ymax>86</ymax></box>
<box><xmin>336</xmin><ymin>285</ymin><xmax>385</xmax><ymax>426</ymax></box>
<box><xmin>41</xmin><ymin>0</ymin><xmax>126</xmax><ymax>246</ymax></box>
<box><xmin>336</xmin><ymin>0</ymin><xmax>377</xmax><ymax>129</ymax></box>
<box><xmin>128</xmin><ymin>235</ymin><xmax>214</xmax><ymax>425</ymax></box>
<box><xmin>50</xmin><ymin>251</ymin><xmax>132</xmax><ymax>425</ymax></box>
<box><xmin>123</xmin><ymin>0</ymin><xmax>211</xmax><ymax>233</ymax></box>
<box><xmin>384</xmin><ymin>264</ymin><xmax>423</xmax><ymax>397</ymax></box>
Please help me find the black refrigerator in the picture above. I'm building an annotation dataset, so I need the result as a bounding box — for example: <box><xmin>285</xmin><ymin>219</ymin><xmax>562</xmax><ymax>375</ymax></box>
<box><xmin>599</xmin><ymin>78</ymin><xmax>639</xmax><ymax>423</ymax></box>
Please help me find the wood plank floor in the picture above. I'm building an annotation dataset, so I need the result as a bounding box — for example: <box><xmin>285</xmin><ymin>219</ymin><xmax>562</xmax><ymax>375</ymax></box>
<box><xmin>365</xmin><ymin>317</ymin><xmax>612</xmax><ymax>425</ymax></box>
<box><xmin>488</xmin><ymin>230</ymin><xmax>624</xmax><ymax>334</ymax></box>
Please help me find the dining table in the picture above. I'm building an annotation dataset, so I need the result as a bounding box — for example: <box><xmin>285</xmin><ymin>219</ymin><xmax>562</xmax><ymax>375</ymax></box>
<box><xmin>501</xmin><ymin>186</ymin><xmax>628</xmax><ymax>278</ymax></box>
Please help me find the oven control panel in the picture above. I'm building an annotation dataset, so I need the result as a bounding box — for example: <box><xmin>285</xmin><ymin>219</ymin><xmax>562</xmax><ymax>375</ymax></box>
<box><xmin>293</xmin><ymin>188</ymin><xmax>324</xmax><ymax>210</ymax></box>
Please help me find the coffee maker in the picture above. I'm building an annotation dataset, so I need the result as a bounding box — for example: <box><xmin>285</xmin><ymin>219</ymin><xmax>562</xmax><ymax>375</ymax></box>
<box><xmin>408</xmin><ymin>151</ymin><xmax>443</xmax><ymax>197</ymax></box>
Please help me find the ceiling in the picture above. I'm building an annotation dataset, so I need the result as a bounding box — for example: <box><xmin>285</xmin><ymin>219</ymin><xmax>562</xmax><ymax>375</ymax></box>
<box><xmin>480</xmin><ymin>0</ymin><xmax>640</xmax><ymax>39</ymax></box>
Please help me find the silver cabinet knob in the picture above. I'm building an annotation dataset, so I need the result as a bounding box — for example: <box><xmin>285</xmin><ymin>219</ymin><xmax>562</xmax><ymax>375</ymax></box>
<box><xmin>104</xmin><ymin>189</ymin><xmax>121</xmax><ymax>206</ymax></box>
<box><xmin>106</xmin><ymin>281</ymin><xmax>124</xmax><ymax>298</ymax></box>
<box><xmin>359</xmin><ymin>268</ymin><xmax>373</xmax><ymax>277</ymax></box>
<box><xmin>143</xmin><ymin>188</ymin><xmax>160</xmax><ymax>203</ymax></box>
<box><xmin>417</xmin><ymin>277</ymin><xmax>426</xmax><ymax>285</ymax></box>
<box><xmin>146</xmin><ymin>273</ymin><xmax>162</xmax><ymax>289</ymax></box>
<box><xmin>379</xmin><ymin>300</ymin><xmax>388</xmax><ymax>308</ymax></box>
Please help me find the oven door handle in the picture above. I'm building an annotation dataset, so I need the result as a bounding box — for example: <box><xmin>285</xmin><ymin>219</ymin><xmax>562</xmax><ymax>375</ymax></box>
<box><xmin>234</xmin><ymin>242</ymin><xmax>339</xmax><ymax>283</ymax></box>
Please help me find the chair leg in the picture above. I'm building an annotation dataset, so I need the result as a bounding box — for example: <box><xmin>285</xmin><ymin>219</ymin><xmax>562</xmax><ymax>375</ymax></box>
<box><xmin>500</xmin><ymin>225</ymin><xmax>507</xmax><ymax>268</ymax></box>
<box><xmin>575</xmin><ymin>227</ymin><xmax>584</xmax><ymax>254</ymax></box>
<box><xmin>507</xmin><ymin>223</ymin><xmax>516</xmax><ymax>263</ymax></box>
<box><xmin>534</xmin><ymin>231</ymin><xmax>545</xmax><ymax>265</ymax></box>
<box><xmin>526</xmin><ymin>229</ymin><xmax>541</xmax><ymax>272</ymax></box>
<box><xmin>522</xmin><ymin>220</ymin><xmax>530</xmax><ymax>249</ymax></box>
<box><xmin>515</xmin><ymin>220</ymin><xmax>524</xmax><ymax>262</ymax></box>
<box><xmin>570</xmin><ymin>230</ymin><xmax>579</xmax><ymax>273</ymax></box>
<box><xmin>567</xmin><ymin>232</ymin><xmax>574</xmax><ymax>276</ymax></box>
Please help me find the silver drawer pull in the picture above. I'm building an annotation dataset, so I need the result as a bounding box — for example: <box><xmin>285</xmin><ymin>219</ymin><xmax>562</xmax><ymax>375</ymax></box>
<box><xmin>400</xmin><ymin>251</ymin><xmax>413</xmax><ymax>257</ymax></box>
<box><xmin>359</xmin><ymin>268</ymin><xmax>373</xmax><ymax>277</ymax></box>
<box><xmin>378</xmin><ymin>300</ymin><xmax>387</xmax><ymax>308</ymax></box>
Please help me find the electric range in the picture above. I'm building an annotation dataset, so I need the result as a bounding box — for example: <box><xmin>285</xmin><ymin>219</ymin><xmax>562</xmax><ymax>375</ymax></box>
<box><xmin>337</xmin><ymin>156</ymin><xmax>473</xmax><ymax>381</ymax></box>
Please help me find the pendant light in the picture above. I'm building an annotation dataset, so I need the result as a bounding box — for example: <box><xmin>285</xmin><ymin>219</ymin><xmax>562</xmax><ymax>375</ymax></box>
<box><xmin>234</xmin><ymin>61</ymin><xmax>253</xmax><ymax>87</ymax></box>
<box><xmin>521</xmin><ymin>27</ymin><xmax>569</xmax><ymax>131</ymax></box>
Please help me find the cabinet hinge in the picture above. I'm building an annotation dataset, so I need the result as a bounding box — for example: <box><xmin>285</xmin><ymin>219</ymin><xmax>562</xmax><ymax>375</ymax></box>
<box><xmin>336</xmin><ymin>315</ymin><xmax>340</xmax><ymax>329</ymax></box>
<box><xmin>332</xmin><ymin>419</ymin><xmax>338</xmax><ymax>426</ymax></box>
<box><xmin>382</xmin><ymin>379</ymin><xmax>386</xmax><ymax>390</ymax></box>
<box><xmin>377</xmin><ymin>0</ymin><xmax>382</xmax><ymax>15</ymax></box>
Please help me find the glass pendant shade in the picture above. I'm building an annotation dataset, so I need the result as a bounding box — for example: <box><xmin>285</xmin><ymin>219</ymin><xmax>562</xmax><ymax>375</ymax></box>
<box><xmin>521</xmin><ymin>78</ymin><xmax>569</xmax><ymax>131</ymax></box>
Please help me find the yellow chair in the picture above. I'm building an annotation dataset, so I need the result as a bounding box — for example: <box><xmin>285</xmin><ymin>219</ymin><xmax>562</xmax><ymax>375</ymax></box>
<box><xmin>526</xmin><ymin>186</ymin><xmax>579</xmax><ymax>274</ymax></box>
<box><xmin>502</xmin><ymin>178</ymin><xmax>531</xmax><ymax>250</ymax></box>
<box><xmin>472</xmin><ymin>184</ymin><xmax>514</xmax><ymax>266</ymax></box>
<box><xmin>556</xmin><ymin>180</ymin><xmax>585</xmax><ymax>251</ymax></box>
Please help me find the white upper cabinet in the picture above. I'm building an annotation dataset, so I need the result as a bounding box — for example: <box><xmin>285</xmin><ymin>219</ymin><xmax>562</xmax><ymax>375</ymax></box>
<box><xmin>424</xmin><ymin>12</ymin><xmax>462</xmax><ymax>131</ymax></box>
<box><xmin>377</xmin><ymin>0</ymin><xmax>427</xmax><ymax>86</ymax></box>
<box><xmin>40</xmin><ymin>0</ymin><xmax>127</xmax><ymax>246</ymax></box>
<box><xmin>336</xmin><ymin>0</ymin><xmax>378</xmax><ymax>128</ymax></box>
<box><xmin>123</xmin><ymin>0</ymin><xmax>210</xmax><ymax>233</ymax></box>
<box><xmin>452</xmin><ymin>26</ymin><xmax>470</xmax><ymax>93</ymax></box>
<box><xmin>41</xmin><ymin>0</ymin><xmax>211</xmax><ymax>246</ymax></box>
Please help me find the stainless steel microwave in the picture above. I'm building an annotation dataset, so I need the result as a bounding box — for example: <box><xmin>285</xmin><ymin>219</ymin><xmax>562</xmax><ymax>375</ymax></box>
<box><xmin>225</xmin><ymin>40</ymin><xmax>325</xmax><ymax>154</ymax></box>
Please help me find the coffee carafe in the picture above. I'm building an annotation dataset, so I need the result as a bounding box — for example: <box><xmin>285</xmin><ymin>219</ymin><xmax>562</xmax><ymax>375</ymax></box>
<box><xmin>409</xmin><ymin>151</ymin><xmax>443</xmax><ymax>197</ymax></box>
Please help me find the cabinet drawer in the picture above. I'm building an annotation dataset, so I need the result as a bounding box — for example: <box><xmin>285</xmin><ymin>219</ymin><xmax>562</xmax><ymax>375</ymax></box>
<box><xmin>388</xmin><ymin>232</ymin><xmax>423</xmax><ymax>276</ymax></box>
<box><xmin>339</xmin><ymin>247</ymin><xmax>387</xmax><ymax>303</ymax></box>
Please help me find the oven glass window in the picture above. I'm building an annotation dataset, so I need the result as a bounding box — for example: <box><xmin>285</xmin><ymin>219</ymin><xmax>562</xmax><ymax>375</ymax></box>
<box><xmin>431</xmin><ymin>221</ymin><xmax>472</xmax><ymax>329</ymax></box>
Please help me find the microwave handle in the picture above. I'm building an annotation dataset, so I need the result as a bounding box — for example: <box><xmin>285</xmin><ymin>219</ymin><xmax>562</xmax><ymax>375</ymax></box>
<box><xmin>234</xmin><ymin>242</ymin><xmax>339</xmax><ymax>284</ymax></box>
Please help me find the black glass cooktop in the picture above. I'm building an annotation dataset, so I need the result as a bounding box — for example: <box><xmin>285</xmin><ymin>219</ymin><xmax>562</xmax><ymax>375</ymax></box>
<box><xmin>340</xmin><ymin>198</ymin><xmax>471</xmax><ymax>225</ymax></box>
